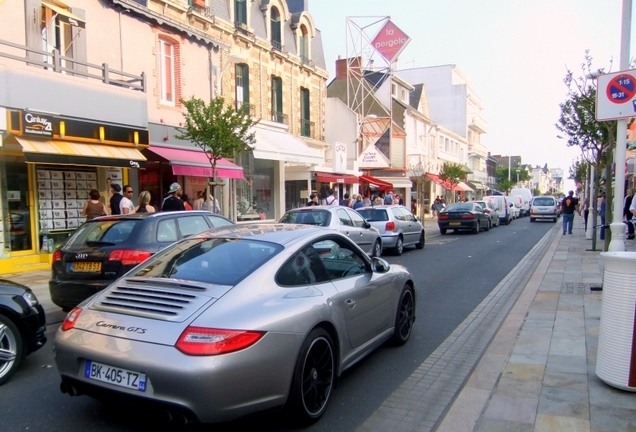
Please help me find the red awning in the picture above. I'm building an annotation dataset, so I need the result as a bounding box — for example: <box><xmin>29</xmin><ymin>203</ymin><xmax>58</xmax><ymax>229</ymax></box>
<box><xmin>359</xmin><ymin>174</ymin><xmax>393</xmax><ymax>191</ymax></box>
<box><xmin>315</xmin><ymin>172</ymin><xmax>359</xmax><ymax>184</ymax></box>
<box><xmin>425</xmin><ymin>173</ymin><xmax>466</xmax><ymax>191</ymax></box>
<box><xmin>145</xmin><ymin>146</ymin><xmax>244</xmax><ymax>179</ymax></box>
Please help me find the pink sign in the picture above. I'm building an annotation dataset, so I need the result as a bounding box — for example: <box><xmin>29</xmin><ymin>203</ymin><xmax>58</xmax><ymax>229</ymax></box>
<box><xmin>371</xmin><ymin>20</ymin><xmax>411</xmax><ymax>63</ymax></box>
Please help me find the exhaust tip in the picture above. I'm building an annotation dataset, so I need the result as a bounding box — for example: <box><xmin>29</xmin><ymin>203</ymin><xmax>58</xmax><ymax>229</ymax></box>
<box><xmin>60</xmin><ymin>381</ymin><xmax>80</xmax><ymax>396</ymax></box>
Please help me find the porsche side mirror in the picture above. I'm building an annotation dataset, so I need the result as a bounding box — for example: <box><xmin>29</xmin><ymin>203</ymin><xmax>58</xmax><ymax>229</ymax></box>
<box><xmin>372</xmin><ymin>257</ymin><xmax>390</xmax><ymax>273</ymax></box>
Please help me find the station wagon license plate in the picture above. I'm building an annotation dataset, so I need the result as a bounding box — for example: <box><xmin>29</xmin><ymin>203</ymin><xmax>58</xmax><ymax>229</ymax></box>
<box><xmin>72</xmin><ymin>262</ymin><xmax>101</xmax><ymax>272</ymax></box>
<box><xmin>85</xmin><ymin>360</ymin><xmax>146</xmax><ymax>391</ymax></box>
<box><xmin>449</xmin><ymin>222</ymin><xmax>461</xmax><ymax>226</ymax></box>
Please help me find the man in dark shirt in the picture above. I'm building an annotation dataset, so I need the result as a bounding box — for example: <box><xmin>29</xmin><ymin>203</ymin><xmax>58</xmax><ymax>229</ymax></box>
<box><xmin>161</xmin><ymin>182</ymin><xmax>185</xmax><ymax>212</ymax></box>
<box><xmin>109</xmin><ymin>184</ymin><xmax>123</xmax><ymax>215</ymax></box>
<box><xmin>561</xmin><ymin>190</ymin><xmax>580</xmax><ymax>235</ymax></box>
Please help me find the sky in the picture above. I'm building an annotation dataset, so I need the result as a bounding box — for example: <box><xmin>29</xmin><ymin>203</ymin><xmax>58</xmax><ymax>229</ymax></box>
<box><xmin>310</xmin><ymin>0</ymin><xmax>636</xmax><ymax>191</ymax></box>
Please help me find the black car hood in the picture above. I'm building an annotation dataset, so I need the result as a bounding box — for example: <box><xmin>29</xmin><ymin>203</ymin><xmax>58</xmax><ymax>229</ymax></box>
<box><xmin>0</xmin><ymin>278</ymin><xmax>30</xmax><ymax>295</ymax></box>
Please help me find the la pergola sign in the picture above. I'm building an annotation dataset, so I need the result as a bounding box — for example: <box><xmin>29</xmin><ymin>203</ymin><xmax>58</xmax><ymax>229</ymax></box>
<box><xmin>596</xmin><ymin>69</ymin><xmax>636</xmax><ymax>121</ymax></box>
<box><xmin>371</xmin><ymin>20</ymin><xmax>411</xmax><ymax>63</ymax></box>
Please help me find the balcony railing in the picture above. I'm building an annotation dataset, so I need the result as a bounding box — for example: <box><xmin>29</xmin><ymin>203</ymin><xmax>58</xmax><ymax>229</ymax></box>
<box><xmin>300</xmin><ymin>119</ymin><xmax>315</xmax><ymax>138</ymax></box>
<box><xmin>271</xmin><ymin>40</ymin><xmax>285</xmax><ymax>52</ymax></box>
<box><xmin>190</xmin><ymin>4</ymin><xmax>214</xmax><ymax>18</ymax></box>
<box><xmin>299</xmin><ymin>55</ymin><xmax>314</xmax><ymax>67</ymax></box>
<box><xmin>237</xmin><ymin>102</ymin><xmax>256</xmax><ymax>116</ymax></box>
<box><xmin>271</xmin><ymin>110</ymin><xmax>288</xmax><ymax>124</ymax></box>
<box><xmin>0</xmin><ymin>38</ymin><xmax>145</xmax><ymax>92</ymax></box>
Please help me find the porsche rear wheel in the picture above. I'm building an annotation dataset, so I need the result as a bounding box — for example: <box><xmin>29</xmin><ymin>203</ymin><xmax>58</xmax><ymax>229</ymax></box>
<box><xmin>288</xmin><ymin>328</ymin><xmax>335</xmax><ymax>424</ymax></box>
<box><xmin>391</xmin><ymin>285</ymin><xmax>415</xmax><ymax>346</ymax></box>
<box><xmin>0</xmin><ymin>315</ymin><xmax>23</xmax><ymax>386</ymax></box>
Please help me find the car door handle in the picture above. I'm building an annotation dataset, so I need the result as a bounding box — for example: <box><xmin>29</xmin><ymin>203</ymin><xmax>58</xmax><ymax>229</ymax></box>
<box><xmin>344</xmin><ymin>299</ymin><xmax>356</xmax><ymax>311</ymax></box>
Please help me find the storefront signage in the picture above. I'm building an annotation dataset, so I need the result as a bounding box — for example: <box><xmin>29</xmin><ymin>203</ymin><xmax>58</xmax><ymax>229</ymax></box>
<box><xmin>358</xmin><ymin>144</ymin><xmax>390</xmax><ymax>168</ymax></box>
<box><xmin>23</xmin><ymin>111</ymin><xmax>56</xmax><ymax>138</ymax></box>
<box><xmin>371</xmin><ymin>20</ymin><xmax>411</xmax><ymax>63</ymax></box>
<box><xmin>333</xmin><ymin>141</ymin><xmax>347</xmax><ymax>173</ymax></box>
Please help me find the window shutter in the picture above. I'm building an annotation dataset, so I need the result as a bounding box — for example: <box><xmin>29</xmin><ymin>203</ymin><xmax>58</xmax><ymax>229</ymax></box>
<box><xmin>24</xmin><ymin>0</ymin><xmax>42</xmax><ymax>63</ymax></box>
<box><xmin>244</xmin><ymin>65</ymin><xmax>249</xmax><ymax>104</ymax></box>
<box><xmin>70</xmin><ymin>8</ymin><xmax>87</xmax><ymax>75</ymax></box>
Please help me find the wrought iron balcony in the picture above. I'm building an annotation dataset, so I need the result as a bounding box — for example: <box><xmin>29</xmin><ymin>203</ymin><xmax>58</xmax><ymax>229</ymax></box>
<box><xmin>271</xmin><ymin>40</ymin><xmax>284</xmax><ymax>52</ymax></box>
<box><xmin>190</xmin><ymin>4</ymin><xmax>213</xmax><ymax>18</ymax></box>
<box><xmin>271</xmin><ymin>110</ymin><xmax>288</xmax><ymax>124</ymax></box>
<box><xmin>237</xmin><ymin>102</ymin><xmax>256</xmax><ymax>116</ymax></box>
<box><xmin>299</xmin><ymin>55</ymin><xmax>314</xmax><ymax>67</ymax></box>
<box><xmin>300</xmin><ymin>119</ymin><xmax>315</xmax><ymax>138</ymax></box>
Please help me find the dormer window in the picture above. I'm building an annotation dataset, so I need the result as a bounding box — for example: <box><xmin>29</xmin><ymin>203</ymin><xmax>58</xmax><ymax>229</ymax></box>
<box><xmin>271</xmin><ymin>6</ymin><xmax>282</xmax><ymax>51</ymax></box>
<box><xmin>299</xmin><ymin>24</ymin><xmax>308</xmax><ymax>63</ymax></box>
<box><xmin>235</xmin><ymin>0</ymin><xmax>247</xmax><ymax>26</ymax></box>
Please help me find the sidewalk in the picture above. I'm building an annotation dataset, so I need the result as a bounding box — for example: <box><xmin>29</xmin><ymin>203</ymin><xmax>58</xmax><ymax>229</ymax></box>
<box><xmin>437</xmin><ymin>219</ymin><xmax>636</xmax><ymax>431</ymax></box>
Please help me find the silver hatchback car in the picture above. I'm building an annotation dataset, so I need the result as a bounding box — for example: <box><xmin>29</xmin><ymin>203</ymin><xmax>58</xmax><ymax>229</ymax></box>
<box><xmin>280</xmin><ymin>206</ymin><xmax>383</xmax><ymax>257</ymax></box>
<box><xmin>530</xmin><ymin>196</ymin><xmax>558</xmax><ymax>222</ymax></box>
<box><xmin>356</xmin><ymin>206</ymin><xmax>425</xmax><ymax>255</ymax></box>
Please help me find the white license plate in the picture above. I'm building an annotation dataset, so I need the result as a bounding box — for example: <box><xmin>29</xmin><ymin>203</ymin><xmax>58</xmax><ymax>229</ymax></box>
<box><xmin>85</xmin><ymin>360</ymin><xmax>147</xmax><ymax>391</ymax></box>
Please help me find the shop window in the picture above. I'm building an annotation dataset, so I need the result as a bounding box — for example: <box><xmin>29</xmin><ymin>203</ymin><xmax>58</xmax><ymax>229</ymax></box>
<box><xmin>235</xmin><ymin>63</ymin><xmax>250</xmax><ymax>113</ymax></box>
<box><xmin>270</xmin><ymin>7</ymin><xmax>282</xmax><ymax>51</ymax></box>
<box><xmin>160</xmin><ymin>38</ymin><xmax>176</xmax><ymax>105</ymax></box>
<box><xmin>236</xmin><ymin>151</ymin><xmax>275</xmax><ymax>221</ymax></box>
<box><xmin>271</xmin><ymin>76</ymin><xmax>283</xmax><ymax>123</ymax></box>
<box><xmin>1</xmin><ymin>162</ymin><xmax>32</xmax><ymax>252</ymax></box>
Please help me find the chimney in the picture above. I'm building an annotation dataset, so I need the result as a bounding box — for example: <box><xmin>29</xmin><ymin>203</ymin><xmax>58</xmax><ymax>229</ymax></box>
<box><xmin>335</xmin><ymin>56</ymin><xmax>361</xmax><ymax>80</ymax></box>
<box><xmin>286</xmin><ymin>0</ymin><xmax>309</xmax><ymax>13</ymax></box>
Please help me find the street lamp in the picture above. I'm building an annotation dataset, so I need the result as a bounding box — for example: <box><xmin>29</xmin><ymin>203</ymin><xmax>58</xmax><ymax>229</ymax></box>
<box><xmin>516</xmin><ymin>169</ymin><xmax>520</xmax><ymax>186</ymax></box>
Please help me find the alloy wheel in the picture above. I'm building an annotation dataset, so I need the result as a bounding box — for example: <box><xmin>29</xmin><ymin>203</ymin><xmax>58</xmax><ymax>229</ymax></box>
<box><xmin>301</xmin><ymin>336</ymin><xmax>334</xmax><ymax>417</ymax></box>
<box><xmin>0</xmin><ymin>318</ymin><xmax>19</xmax><ymax>383</ymax></box>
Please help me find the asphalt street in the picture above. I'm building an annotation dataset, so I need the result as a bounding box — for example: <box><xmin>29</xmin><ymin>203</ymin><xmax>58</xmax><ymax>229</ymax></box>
<box><xmin>0</xmin><ymin>218</ymin><xmax>555</xmax><ymax>432</ymax></box>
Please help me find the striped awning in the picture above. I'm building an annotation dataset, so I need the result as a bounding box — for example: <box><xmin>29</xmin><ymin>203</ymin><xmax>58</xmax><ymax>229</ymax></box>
<box><xmin>15</xmin><ymin>137</ymin><xmax>146</xmax><ymax>168</ymax></box>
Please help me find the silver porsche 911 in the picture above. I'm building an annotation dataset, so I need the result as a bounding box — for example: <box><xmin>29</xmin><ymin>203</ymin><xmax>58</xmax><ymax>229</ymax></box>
<box><xmin>55</xmin><ymin>224</ymin><xmax>416</xmax><ymax>425</ymax></box>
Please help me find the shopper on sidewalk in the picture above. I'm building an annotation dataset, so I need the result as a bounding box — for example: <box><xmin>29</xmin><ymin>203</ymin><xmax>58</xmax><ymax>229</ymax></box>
<box><xmin>624</xmin><ymin>189</ymin><xmax>634</xmax><ymax>239</ymax></box>
<box><xmin>561</xmin><ymin>190</ymin><xmax>580</xmax><ymax>235</ymax></box>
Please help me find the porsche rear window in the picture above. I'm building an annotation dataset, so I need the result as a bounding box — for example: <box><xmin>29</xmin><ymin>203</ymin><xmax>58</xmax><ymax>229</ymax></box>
<box><xmin>131</xmin><ymin>238</ymin><xmax>283</xmax><ymax>286</ymax></box>
<box><xmin>280</xmin><ymin>210</ymin><xmax>331</xmax><ymax>227</ymax></box>
<box><xmin>65</xmin><ymin>220</ymin><xmax>141</xmax><ymax>246</ymax></box>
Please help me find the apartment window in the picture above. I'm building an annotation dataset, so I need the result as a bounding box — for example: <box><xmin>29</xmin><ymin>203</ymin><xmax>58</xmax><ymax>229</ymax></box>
<box><xmin>235</xmin><ymin>63</ymin><xmax>249</xmax><ymax>112</ymax></box>
<box><xmin>270</xmin><ymin>7</ymin><xmax>282</xmax><ymax>50</ymax></box>
<box><xmin>299</xmin><ymin>25</ymin><xmax>308</xmax><ymax>62</ymax></box>
<box><xmin>271</xmin><ymin>76</ymin><xmax>283</xmax><ymax>123</ymax></box>
<box><xmin>235</xmin><ymin>0</ymin><xmax>247</xmax><ymax>25</ymax></box>
<box><xmin>40</xmin><ymin>4</ymin><xmax>86</xmax><ymax>69</ymax></box>
<box><xmin>391</xmin><ymin>83</ymin><xmax>397</xmax><ymax>96</ymax></box>
<box><xmin>300</xmin><ymin>87</ymin><xmax>310</xmax><ymax>137</ymax></box>
<box><xmin>159</xmin><ymin>39</ymin><xmax>175</xmax><ymax>105</ymax></box>
<box><xmin>401</xmin><ymin>89</ymin><xmax>407</xmax><ymax>102</ymax></box>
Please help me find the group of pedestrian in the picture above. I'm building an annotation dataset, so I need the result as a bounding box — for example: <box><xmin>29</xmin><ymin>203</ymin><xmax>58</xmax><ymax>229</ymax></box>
<box><xmin>81</xmin><ymin>181</ymin><xmax>223</xmax><ymax>222</ymax></box>
<box><xmin>430</xmin><ymin>196</ymin><xmax>446</xmax><ymax>218</ymax></box>
<box><xmin>307</xmin><ymin>189</ymin><xmax>403</xmax><ymax>208</ymax></box>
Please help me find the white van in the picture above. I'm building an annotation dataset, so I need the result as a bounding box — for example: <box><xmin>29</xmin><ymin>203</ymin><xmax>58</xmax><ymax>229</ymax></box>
<box><xmin>485</xmin><ymin>195</ymin><xmax>512</xmax><ymax>225</ymax></box>
<box><xmin>510</xmin><ymin>188</ymin><xmax>533</xmax><ymax>217</ymax></box>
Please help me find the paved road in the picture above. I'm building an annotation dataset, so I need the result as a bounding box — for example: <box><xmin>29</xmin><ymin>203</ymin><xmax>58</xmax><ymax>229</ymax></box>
<box><xmin>0</xmin><ymin>218</ymin><xmax>554</xmax><ymax>432</ymax></box>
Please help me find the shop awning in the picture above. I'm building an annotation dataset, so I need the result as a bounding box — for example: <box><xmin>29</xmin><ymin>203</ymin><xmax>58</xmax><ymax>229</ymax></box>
<box><xmin>314</xmin><ymin>172</ymin><xmax>359</xmax><ymax>184</ymax></box>
<box><xmin>252</xmin><ymin>127</ymin><xmax>323</xmax><ymax>165</ymax></box>
<box><xmin>15</xmin><ymin>137</ymin><xmax>145</xmax><ymax>168</ymax></box>
<box><xmin>42</xmin><ymin>1</ymin><xmax>86</xmax><ymax>28</ymax></box>
<box><xmin>144</xmin><ymin>146</ymin><xmax>244</xmax><ymax>179</ymax></box>
<box><xmin>425</xmin><ymin>173</ymin><xmax>471</xmax><ymax>191</ymax></box>
<box><xmin>359</xmin><ymin>175</ymin><xmax>393</xmax><ymax>191</ymax></box>
<box><xmin>377</xmin><ymin>177</ymin><xmax>413</xmax><ymax>189</ymax></box>
<box><xmin>467</xmin><ymin>180</ymin><xmax>486</xmax><ymax>190</ymax></box>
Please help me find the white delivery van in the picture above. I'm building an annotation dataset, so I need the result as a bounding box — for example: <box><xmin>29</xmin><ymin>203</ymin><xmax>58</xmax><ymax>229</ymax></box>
<box><xmin>485</xmin><ymin>195</ymin><xmax>512</xmax><ymax>225</ymax></box>
<box><xmin>510</xmin><ymin>188</ymin><xmax>533</xmax><ymax>217</ymax></box>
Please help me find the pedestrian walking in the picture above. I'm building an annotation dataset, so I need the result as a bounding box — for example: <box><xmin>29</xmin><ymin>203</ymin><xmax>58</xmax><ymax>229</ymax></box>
<box><xmin>81</xmin><ymin>189</ymin><xmax>108</xmax><ymax>221</ymax></box>
<box><xmin>193</xmin><ymin>191</ymin><xmax>204</xmax><ymax>210</ymax></box>
<box><xmin>181</xmin><ymin>194</ymin><xmax>193</xmax><ymax>210</ymax></box>
<box><xmin>306</xmin><ymin>193</ymin><xmax>319</xmax><ymax>206</ymax></box>
<box><xmin>352</xmin><ymin>194</ymin><xmax>364</xmax><ymax>210</ymax></box>
<box><xmin>162</xmin><ymin>183</ymin><xmax>186</xmax><ymax>212</ymax></box>
<box><xmin>325</xmin><ymin>189</ymin><xmax>337</xmax><ymax>206</ymax></box>
<box><xmin>132</xmin><ymin>191</ymin><xmax>156</xmax><ymax>214</ymax></box>
<box><xmin>561</xmin><ymin>190</ymin><xmax>580</xmax><ymax>235</ymax></box>
<box><xmin>624</xmin><ymin>189</ymin><xmax>634</xmax><ymax>239</ymax></box>
<box><xmin>109</xmin><ymin>183</ymin><xmax>122</xmax><ymax>215</ymax></box>
<box><xmin>119</xmin><ymin>185</ymin><xmax>135</xmax><ymax>215</ymax></box>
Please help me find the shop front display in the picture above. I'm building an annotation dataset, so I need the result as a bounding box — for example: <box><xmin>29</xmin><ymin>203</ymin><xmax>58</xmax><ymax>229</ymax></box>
<box><xmin>236</xmin><ymin>152</ymin><xmax>276</xmax><ymax>221</ymax></box>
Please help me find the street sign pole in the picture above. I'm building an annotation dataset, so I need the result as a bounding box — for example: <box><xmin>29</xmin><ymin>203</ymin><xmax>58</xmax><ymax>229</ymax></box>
<box><xmin>609</xmin><ymin>0</ymin><xmax>632</xmax><ymax>251</ymax></box>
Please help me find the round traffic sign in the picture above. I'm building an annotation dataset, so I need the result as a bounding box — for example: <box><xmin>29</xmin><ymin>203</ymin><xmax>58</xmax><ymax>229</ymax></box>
<box><xmin>605</xmin><ymin>73</ymin><xmax>636</xmax><ymax>104</ymax></box>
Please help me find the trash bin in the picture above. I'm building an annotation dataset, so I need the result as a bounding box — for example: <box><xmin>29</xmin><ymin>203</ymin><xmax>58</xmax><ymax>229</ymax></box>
<box><xmin>597</xmin><ymin>251</ymin><xmax>636</xmax><ymax>391</ymax></box>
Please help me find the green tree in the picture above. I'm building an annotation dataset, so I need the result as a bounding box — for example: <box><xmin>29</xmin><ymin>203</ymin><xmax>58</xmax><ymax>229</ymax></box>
<box><xmin>438</xmin><ymin>163</ymin><xmax>466</xmax><ymax>203</ymax></box>
<box><xmin>495</xmin><ymin>167</ymin><xmax>518</xmax><ymax>193</ymax></box>
<box><xmin>176</xmin><ymin>96</ymin><xmax>258</xmax><ymax>211</ymax></box>
<box><xmin>568</xmin><ymin>157</ymin><xmax>588</xmax><ymax>194</ymax></box>
<box><xmin>533</xmin><ymin>188</ymin><xmax>542</xmax><ymax>196</ymax></box>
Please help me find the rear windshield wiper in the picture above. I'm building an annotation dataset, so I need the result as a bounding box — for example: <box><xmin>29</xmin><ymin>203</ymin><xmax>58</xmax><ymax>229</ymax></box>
<box><xmin>84</xmin><ymin>240</ymin><xmax>116</xmax><ymax>246</ymax></box>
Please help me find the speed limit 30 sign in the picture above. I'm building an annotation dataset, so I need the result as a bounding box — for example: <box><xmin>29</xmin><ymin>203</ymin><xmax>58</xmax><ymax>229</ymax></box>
<box><xmin>596</xmin><ymin>69</ymin><xmax>636</xmax><ymax>121</ymax></box>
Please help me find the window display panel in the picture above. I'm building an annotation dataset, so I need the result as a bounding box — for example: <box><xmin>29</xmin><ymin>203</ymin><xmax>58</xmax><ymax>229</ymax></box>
<box><xmin>36</xmin><ymin>166</ymin><xmax>97</xmax><ymax>248</ymax></box>
<box><xmin>236</xmin><ymin>152</ymin><xmax>275</xmax><ymax>221</ymax></box>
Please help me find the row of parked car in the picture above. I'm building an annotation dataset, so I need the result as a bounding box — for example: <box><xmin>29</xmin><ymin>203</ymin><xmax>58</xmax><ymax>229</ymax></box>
<box><xmin>3</xmin><ymin>206</ymin><xmax>423</xmax><ymax>425</ymax></box>
<box><xmin>437</xmin><ymin>193</ymin><xmax>560</xmax><ymax>234</ymax></box>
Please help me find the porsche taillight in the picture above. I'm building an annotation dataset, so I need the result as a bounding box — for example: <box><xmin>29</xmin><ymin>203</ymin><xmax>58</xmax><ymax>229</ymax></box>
<box><xmin>61</xmin><ymin>307</ymin><xmax>83</xmax><ymax>331</ymax></box>
<box><xmin>175</xmin><ymin>327</ymin><xmax>266</xmax><ymax>356</ymax></box>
